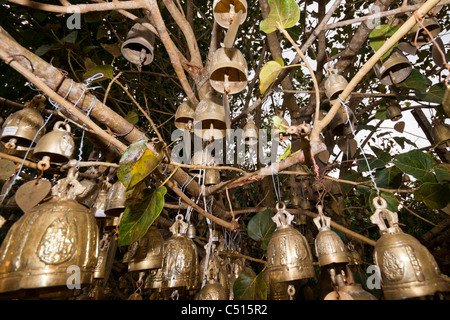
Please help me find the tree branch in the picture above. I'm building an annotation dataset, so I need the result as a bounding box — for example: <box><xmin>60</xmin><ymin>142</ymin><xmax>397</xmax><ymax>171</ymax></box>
<box><xmin>7</xmin><ymin>0</ymin><xmax>145</xmax><ymax>13</ymax></box>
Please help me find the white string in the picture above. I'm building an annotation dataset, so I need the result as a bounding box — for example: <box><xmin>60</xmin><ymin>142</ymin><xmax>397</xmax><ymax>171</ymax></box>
<box><xmin>270</xmin><ymin>164</ymin><xmax>281</xmax><ymax>202</ymax></box>
<box><xmin>338</xmin><ymin>95</ymin><xmax>381</xmax><ymax>197</ymax></box>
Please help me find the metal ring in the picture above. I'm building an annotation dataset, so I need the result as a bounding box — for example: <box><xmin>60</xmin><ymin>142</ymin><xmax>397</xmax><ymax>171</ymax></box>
<box><xmin>276</xmin><ymin>201</ymin><xmax>286</xmax><ymax>211</ymax></box>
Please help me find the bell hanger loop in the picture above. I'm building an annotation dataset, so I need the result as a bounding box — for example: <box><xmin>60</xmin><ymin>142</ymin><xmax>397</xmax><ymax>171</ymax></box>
<box><xmin>313</xmin><ymin>204</ymin><xmax>331</xmax><ymax>231</ymax></box>
<box><xmin>272</xmin><ymin>201</ymin><xmax>294</xmax><ymax>228</ymax></box>
<box><xmin>370</xmin><ymin>197</ymin><xmax>399</xmax><ymax>234</ymax></box>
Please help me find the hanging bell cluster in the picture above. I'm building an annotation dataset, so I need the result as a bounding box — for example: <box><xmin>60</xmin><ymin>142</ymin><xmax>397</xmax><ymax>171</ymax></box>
<box><xmin>0</xmin><ymin>168</ymin><xmax>99</xmax><ymax>298</ymax></box>
<box><xmin>370</xmin><ymin>197</ymin><xmax>450</xmax><ymax>300</ymax></box>
<box><xmin>408</xmin><ymin>16</ymin><xmax>441</xmax><ymax>48</ymax></box>
<box><xmin>121</xmin><ymin>23</ymin><xmax>155</xmax><ymax>66</ymax></box>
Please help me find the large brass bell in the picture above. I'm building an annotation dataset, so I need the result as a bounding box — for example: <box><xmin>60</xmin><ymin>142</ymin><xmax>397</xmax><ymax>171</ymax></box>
<box><xmin>386</xmin><ymin>105</ymin><xmax>403</xmax><ymax>121</ymax></box>
<box><xmin>193</xmin><ymin>95</ymin><xmax>226</xmax><ymax>140</ymax></box>
<box><xmin>374</xmin><ymin>49</ymin><xmax>412</xmax><ymax>86</ymax></box>
<box><xmin>329</xmin><ymin>105</ymin><xmax>357</xmax><ymax>136</ymax></box>
<box><xmin>370</xmin><ymin>197</ymin><xmax>449</xmax><ymax>300</ymax></box>
<box><xmin>213</xmin><ymin>0</ymin><xmax>247</xmax><ymax>29</ymax></box>
<box><xmin>266</xmin><ymin>202</ymin><xmax>315</xmax><ymax>282</ymax></box>
<box><xmin>313</xmin><ymin>205</ymin><xmax>348</xmax><ymax>267</ymax></box>
<box><xmin>243</xmin><ymin>115</ymin><xmax>258</xmax><ymax>145</ymax></box>
<box><xmin>409</xmin><ymin>17</ymin><xmax>441</xmax><ymax>47</ymax></box>
<box><xmin>105</xmin><ymin>180</ymin><xmax>127</xmax><ymax>217</ymax></box>
<box><xmin>0</xmin><ymin>168</ymin><xmax>99</xmax><ymax>298</ymax></box>
<box><xmin>33</xmin><ymin>121</ymin><xmax>75</xmax><ymax>169</ymax></box>
<box><xmin>161</xmin><ymin>214</ymin><xmax>199</xmax><ymax>290</ymax></box>
<box><xmin>1</xmin><ymin>107</ymin><xmax>45</xmax><ymax>150</ymax></box>
<box><xmin>174</xmin><ymin>101</ymin><xmax>195</xmax><ymax>131</ymax></box>
<box><xmin>209</xmin><ymin>47</ymin><xmax>248</xmax><ymax>95</ymax></box>
<box><xmin>121</xmin><ymin>23</ymin><xmax>155</xmax><ymax>66</ymax></box>
<box><xmin>128</xmin><ymin>227</ymin><xmax>164</xmax><ymax>272</ymax></box>
<box><xmin>324</xmin><ymin>69</ymin><xmax>350</xmax><ymax>106</ymax></box>
<box><xmin>432</xmin><ymin>123</ymin><xmax>450</xmax><ymax>145</ymax></box>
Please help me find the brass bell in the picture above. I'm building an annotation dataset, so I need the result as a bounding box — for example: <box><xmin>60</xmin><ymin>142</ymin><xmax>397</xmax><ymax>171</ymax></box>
<box><xmin>33</xmin><ymin>121</ymin><xmax>75</xmax><ymax>169</ymax></box>
<box><xmin>370</xmin><ymin>197</ymin><xmax>450</xmax><ymax>300</ymax></box>
<box><xmin>324</xmin><ymin>69</ymin><xmax>350</xmax><ymax>105</ymax></box>
<box><xmin>386</xmin><ymin>105</ymin><xmax>403</xmax><ymax>121</ymax></box>
<box><xmin>336</xmin><ymin>266</ymin><xmax>377</xmax><ymax>300</ymax></box>
<box><xmin>432</xmin><ymin>123</ymin><xmax>450</xmax><ymax>145</ymax></box>
<box><xmin>0</xmin><ymin>168</ymin><xmax>99</xmax><ymax>298</ymax></box>
<box><xmin>266</xmin><ymin>202</ymin><xmax>315</xmax><ymax>282</ymax></box>
<box><xmin>243</xmin><ymin>115</ymin><xmax>258</xmax><ymax>145</ymax></box>
<box><xmin>174</xmin><ymin>101</ymin><xmax>195</xmax><ymax>131</ymax></box>
<box><xmin>374</xmin><ymin>49</ymin><xmax>412</xmax><ymax>86</ymax></box>
<box><xmin>212</xmin><ymin>0</ymin><xmax>247</xmax><ymax>29</ymax></box>
<box><xmin>329</xmin><ymin>105</ymin><xmax>357</xmax><ymax>136</ymax></box>
<box><xmin>209</xmin><ymin>47</ymin><xmax>248</xmax><ymax>95</ymax></box>
<box><xmin>94</xmin><ymin>230</ymin><xmax>117</xmax><ymax>280</ymax></box>
<box><xmin>189</xmin><ymin>149</ymin><xmax>214</xmax><ymax>176</ymax></box>
<box><xmin>409</xmin><ymin>17</ymin><xmax>441</xmax><ymax>47</ymax></box>
<box><xmin>346</xmin><ymin>242</ymin><xmax>362</xmax><ymax>267</ymax></box>
<box><xmin>193</xmin><ymin>95</ymin><xmax>226</xmax><ymax>140</ymax></box>
<box><xmin>105</xmin><ymin>180</ymin><xmax>127</xmax><ymax>217</ymax></box>
<box><xmin>313</xmin><ymin>206</ymin><xmax>348</xmax><ymax>266</ymax></box>
<box><xmin>199</xmin><ymin>244</ymin><xmax>230</xmax><ymax>295</ymax></box>
<box><xmin>204</xmin><ymin>169</ymin><xmax>220</xmax><ymax>186</ymax></box>
<box><xmin>76</xmin><ymin>178</ymin><xmax>99</xmax><ymax>209</ymax></box>
<box><xmin>1</xmin><ymin>107</ymin><xmax>45</xmax><ymax>150</ymax></box>
<box><xmin>121</xmin><ymin>23</ymin><xmax>155</xmax><ymax>66</ymax></box>
<box><xmin>196</xmin><ymin>259</ymin><xmax>228</xmax><ymax>300</ymax></box>
<box><xmin>442</xmin><ymin>85</ymin><xmax>450</xmax><ymax>118</ymax></box>
<box><xmin>92</xmin><ymin>183</ymin><xmax>111</xmax><ymax>219</ymax></box>
<box><xmin>161</xmin><ymin>214</ymin><xmax>199</xmax><ymax>290</ymax></box>
<box><xmin>128</xmin><ymin>227</ymin><xmax>164</xmax><ymax>272</ymax></box>
<box><xmin>187</xmin><ymin>223</ymin><xmax>197</xmax><ymax>239</ymax></box>
<box><xmin>144</xmin><ymin>267</ymin><xmax>164</xmax><ymax>291</ymax></box>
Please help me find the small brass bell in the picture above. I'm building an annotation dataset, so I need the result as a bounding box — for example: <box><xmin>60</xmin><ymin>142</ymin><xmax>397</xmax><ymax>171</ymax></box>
<box><xmin>204</xmin><ymin>169</ymin><xmax>220</xmax><ymax>186</ymax></box>
<box><xmin>313</xmin><ymin>205</ymin><xmax>348</xmax><ymax>267</ymax></box>
<box><xmin>0</xmin><ymin>168</ymin><xmax>99</xmax><ymax>298</ymax></box>
<box><xmin>386</xmin><ymin>105</ymin><xmax>403</xmax><ymax>121</ymax></box>
<box><xmin>91</xmin><ymin>182</ymin><xmax>111</xmax><ymax>219</ymax></box>
<box><xmin>212</xmin><ymin>0</ymin><xmax>247</xmax><ymax>29</ymax></box>
<box><xmin>174</xmin><ymin>101</ymin><xmax>195</xmax><ymax>131</ymax></box>
<box><xmin>266</xmin><ymin>202</ymin><xmax>315</xmax><ymax>282</ymax></box>
<box><xmin>33</xmin><ymin>121</ymin><xmax>75</xmax><ymax>169</ymax></box>
<box><xmin>409</xmin><ymin>17</ymin><xmax>441</xmax><ymax>47</ymax></box>
<box><xmin>128</xmin><ymin>227</ymin><xmax>164</xmax><ymax>272</ymax></box>
<box><xmin>193</xmin><ymin>95</ymin><xmax>226</xmax><ymax>140</ymax></box>
<box><xmin>199</xmin><ymin>244</ymin><xmax>230</xmax><ymax>295</ymax></box>
<box><xmin>76</xmin><ymin>178</ymin><xmax>99</xmax><ymax>209</ymax></box>
<box><xmin>105</xmin><ymin>180</ymin><xmax>127</xmax><ymax>217</ymax></box>
<box><xmin>442</xmin><ymin>85</ymin><xmax>450</xmax><ymax>118</ymax></box>
<box><xmin>121</xmin><ymin>23</ymin><xmax>155</xmax><ymax>66</ymax></box>
<box><xmin>371</xmin><ymin>197</ymin><xmax>450</xmax><ymax>300</ymax></box>
<box><xmin>195</xmin><ymin>259</ymin><xmax>228</xmax><ymax>300</ymax></box>
<box><xmin>1</xmin><ymin>107</ymin><xmax>45</xmax><ymax>149</ymax></box>
<box><xmin>243</xmin><ymin>115</ymin><xmax>258</xmax><ymax>145</ymax></box>
<box><xmin>336</xmin><ymin>266</ymin><xmax>377</xmax><ymax>300</ymax></box>
<box><xmin>329</xmin><ymin>105</ymin><xmax>357</xmax><ymax>136</ymax></box>
<box><xmin>186</xmin><ymin>223</ymin><xmax>197</xmax><ymax>239</ymax></box>
<box><xmin>324</xmin><ymin>69</ymin><xmax>350</xmax><ymax>106</ymax></box>
<box><xmin>346</xmin><ymin>242</ymin><xmax>362</xmax><ymax>267</ymax></box>
<box><xmin>209</xmin><ymin>47</ymin><xmax>248</xmax><ymax>95</ymax></box>
<box><xmin>374</xmin><ymin>49</ymin><xmax>412</xmax><ymax>86</ymax></box>
<box><xmin>432</xmin><ymin>123</ymin><xmax>450</xmax><ymax>145</ymax></box>
<box><xmin>94</xmin><ymin>230</ymin><xmax>117</xmax><ymax>280</ymax></box>
<box><xmin>161</xmin><ymin>214</ymin><xmax>199</xmax><ymax>290</ymax></box>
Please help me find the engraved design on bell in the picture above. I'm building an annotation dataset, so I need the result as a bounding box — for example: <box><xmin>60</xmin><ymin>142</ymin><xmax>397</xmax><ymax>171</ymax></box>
<box><xmin>294</xmin><ymin>238</ymin><xmax>307</xmax><ymax>261</ymax></box>
<box><xmin>404</xmin><ymin>245</ymin><xmax>424</xmax><ymax>282</ymax></box>
<box><xmin>280</xmin><ymin>236</ymin><xmax>287</xmax><ymax>266</ymax></box>
<box><xmin>37</xmin><ymin>217</ymin><xmax>77</xmax><ymax>265</ymax></box>
<box><xmin>382</xmin><ymin>250</ymin><xmax>404</xmax><ymax>281</ymax></box>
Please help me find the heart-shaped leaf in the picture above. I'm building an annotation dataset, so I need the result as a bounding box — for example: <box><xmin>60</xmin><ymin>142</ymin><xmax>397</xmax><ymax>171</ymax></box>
<box><xmin>118</xmin><ymin>186</ymin><xmax>167</xmax><ymax>246</ymax></box>
<box><xmin>260</xmin><ymin>0</ymin><xmax>300</xmax><ymax>34</ymax></box>
<box><xmin>233</xmin><ymin>271</ymin><xmax>267</xmax><ymax>300</ymax></box>
<box><xmin>259</xmin><ymin>59</ymin><xmax>284</xmax><ymax>95</ymax></box>
<box><xmin>414</xmin><ymin>182</ymin><xmax>450</xmax><ymax>209</ymax></box>
<box><xmin>393</xmin><ymin>149</ymin><xmax>436</xmax><ymax>183</ymax></box>
<box><xmin>247</xmin><ymin>209</ymin><xmax>276</xmax><ymax>250</ymax></box>
<box><xmin>394</xmin><ymin>121</ymin><xmax>405</xmax><ymax>133</ymax></box>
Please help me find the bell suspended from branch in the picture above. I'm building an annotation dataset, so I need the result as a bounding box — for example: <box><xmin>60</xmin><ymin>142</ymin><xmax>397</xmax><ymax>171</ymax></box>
<box><xmin>174</xmin><ymin>101</ymin><xmax>195</xmax><ymax>132</ymax></box>
<box><xmin>33</xmin><ymin>121</ymin><xmax>75</xmax><ymax>170</ymax></box>
<box><xmin>346</xmin><ymin>242</ymin><xmax>362</xmax><ymax>267</ymax></box>
<box><xmin>204</xmin><ymin>168</ymin><xmax>221</xmax><ymax>186</ymax></box>
<box><xmin>199</xmin><ymin>244</ymin><xmax>230</xmax><ymax>296</ymax></box>
<box><xmin>76</xmin><ymin>178</ymin><xmax>100</xmax><ymax>209</ymax></box>
<box><xmin>386</xmin><ymin>105</ymin><xmax>403</xmax><ymax>121</ymax></box>
<box><xmin>266</xmin><ymin>202</ymin><xmax>315</xmax><ymax>283</ymax></box>
<box><xmin>0</xmin><ymin>168</ymin><xmax>99</xmax><ymax>298</ymax></box>
<box><xmin>408</xmin><ymin>17</ymin><xmax>441</xmax><ymax>47</ymax></box>
<box><xmin>374</xmin><ymin>49</ymin><xmax>412</xmax><ymax>86</ymax></box>
<box><xmin>209</xmin><ymin>47</ymin><xmax>248</xmax><ymax>95</ymax></box>
<box><xmin>105</xmin><ymin>180</ymin><xmax>127</xmax><ymax>217</ymax></box>
<box><xmin>161</xmin><ymin>214</ymin><xmax>199</xmax><ymax>290</ymax></box>
<box><xmin>128</xmin><ymin>227</ymin><xmax>164</xmax><ymax>272</ymax></box>
<box><xmin>193</xmin><ymin>94</ymin><xmax>227</xmax><ymax>141</ymax></box>
<box><xmin>189</xmin><ymin>149</ymin><xmax>214</xmax><ymax>175</ymax></box>
<box><xmin>313</xmin><ymin>205</ymin><xmax>348</xmax><ymax>267</ymax></box>
<box><xmin>1</xmin><ymin>107</ymin><xmax>45</xmax><ymax>150</ymax></box>
<box><xmin>370</xmin><ymin>197</ymin><xmax>450</xmax><ymax>300</ymax></box>
<box><xmin>195</xmin><ymin>262</ymin><xmax>228</xmax><ymax>300</ymax></box>
<box><xmin>186</xmin><ymin>222</ymin><xmax>197</xmax><ymax>239</ymax></box>
<box><xmin>329</xmin><ymin>105</ymin><xmax>357</xmax><ymax>136</ymax></box>
<box><xmin>243</xmin><ymin>115</ymin><xmax>258</xmax><ymax>145</ymax></box>
<box><xmin>94</xmin><ymin>230</ymin><xmax>117</xmax><ymax>281</ymax></box>
<box><xmin>324</xmin><ymin>68</ymin><xmax>351</xmax><ymax>106</ymax></box>
<box><xmin>432</xmin><ymin>123</ymin><xmax>450</xmax><ymax>146</ymax></box>
<box><xmin>212</xmin><ymin>0</ymin><xmax>247</xmax><ymax>29</ymax></box>
<box><xmin>121</xmin><ymin>23</ymin><xmax>155</xmax><ymax>66</ymax></box>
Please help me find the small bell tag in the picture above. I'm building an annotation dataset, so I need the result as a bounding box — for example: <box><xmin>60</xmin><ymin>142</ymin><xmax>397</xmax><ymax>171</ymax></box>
<box><xmin>169</xmin><ymin>214</ymin><xmax>189</xmax><ymax>235</ymax></box>
<box><xmin>272</xmin><ymin>202</ymin><xmax>294</xmax><ymax>228</ymax></box>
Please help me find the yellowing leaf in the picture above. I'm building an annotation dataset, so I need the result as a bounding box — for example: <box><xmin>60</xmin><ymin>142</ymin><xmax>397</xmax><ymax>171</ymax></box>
<box><xmin>259</xmin><ymin>59</ymin><xmax>284</xmax><ymax>95</ymax></box>
<box><xmin>260</xmin><ymin>0</ymin><xmax>300</xmax><ymax>34</ymax></box>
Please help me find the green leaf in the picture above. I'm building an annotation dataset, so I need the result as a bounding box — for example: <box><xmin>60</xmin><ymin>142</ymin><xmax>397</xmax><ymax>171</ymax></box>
<box><xmin>125</xmin><ymin>110</ymin><xmax>139</xmax><ymax>125</ymax></box>
<box><xmin>101</xmin><ymin>43</ymin><xmax>122</xmax><ymax>58</ymax></box>
<box><xmin>259</xmin><ymin>59</ymin><xmax>284</xmax><ymax>95</ymax></box>
<box><xmin>398</xmin><ymin>69</ymin><xmax>428</xmax><ymax>93</ymax></box>
<box><xmin>356</xmin><ymin>154</ymin><xmax>386</xmax><ymax>172</ymax></box>
<box><xmin>117</xmin><ymin>140</ymin><xmax>163</xmax><ymax>190</ymax></box>
<box><xmin>118</xmin><ymin>186</ymin><xmax>167</xmax><ymax>246</ymax></box>
<box><xmin>393</xmin><ymin>150</ymin><xmax>436</xmax><ymax>183</ymax></box>
<box><xmin>247</xmin><ymin>209</ymin><xmax>276</xmax><ymax>250</ymax></box>
<box><xmin>260</xmin><ymin>0</ymin><xmax>300</xmax><ymax>34</ymax></box>
<box><xmin>340</xmin><ymin>170</ymin><xmax>361</xmax><ymax>194</ymax></box>
<box><xmin>272</xmin><ymin>115</ymin><xmax>288</xmax><ymax>132</ymax></box>
<box><xmin>374</xmin><ymin>166</ymin><xmax>403</xmax><ymax>189</ymax></box>
<box><xmin>415</xmin><ymin>82</ymin><xmax>447</xmax><ymax>104</ymax></box>
<box><xmin>370</xmin><ymin>146</ymin><xmax>392</xmax><ymax>163</ymax></box>
<box><xmin>62</xmin><ymin>31</ymin><xmax>78</xmax><ymax>44</ymax></box>
<box><xmin>369</xmin><ymin>191</ymin><xmax>399</xmax><ymax>213</ymax></box>
<box><xmin>277</xmin><ymin>143</ymin><xmax>291</xmax><ymax>161</ymax></box>
<box><xmin>358</xmin><ymin>124</ymin><xmax>377</xmax><ymax>131</ymax></box>
<box><xmin>233</xmin><ymin>271</ymin><xmax>267</xmax><ymax>300</ymax></box>
<box><xmin>83</xmin><ymin>64</ymin><xmax>113</xmax><ymax>81</ymax></box>
<box><xmin>414</xmin><ymin>182</ymin><xmax>450</xmax><ymax>209</ymax></box>
<box><xmin>369</xmin><ymin>25</ymin><xmax>399</xmax><ymax>60</ymax></box>
<box><xmin>393</xmin><ymin>136</ymin><xmax>417</xmax><ymax>149</ymax></box>
<box><xmin>435</xmin><ymin>164</ymin><xmax>450</xmax><ymax>182</ymax></box>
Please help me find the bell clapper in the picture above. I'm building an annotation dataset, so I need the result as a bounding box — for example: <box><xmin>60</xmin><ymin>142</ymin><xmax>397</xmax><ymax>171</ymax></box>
<box><xmin>37</xmin><ymin>155</ymin><xmax>51</xmax><ymax>172</ymax></box>
<box><xmin>229</xmin><ymin>4</ymin><xmax>236</xmax><ymax>24</ymax></box>
<box><xmin>5</xmin><ymin>138</ymin><xmax>17</xmax><ymax>150</ymax></box>
<box><xmin>187</xmin><ymin>119</ymin><xmax>193</xmax><ymax>132</ymax></box>
<box><xmin>287</xmin><ymin>284</ymin><xmax>295</xmax><ymax>300</ymax></box>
